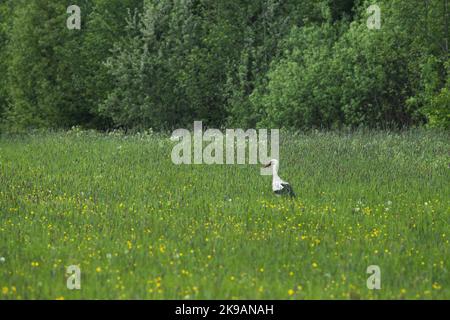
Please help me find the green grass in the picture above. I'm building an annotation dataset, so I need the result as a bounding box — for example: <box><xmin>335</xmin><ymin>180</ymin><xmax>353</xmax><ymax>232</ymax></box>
<box><xmin>0</xmin><ymin>129</ymin><xmax>449</xmax><ymax>299</ymax></box>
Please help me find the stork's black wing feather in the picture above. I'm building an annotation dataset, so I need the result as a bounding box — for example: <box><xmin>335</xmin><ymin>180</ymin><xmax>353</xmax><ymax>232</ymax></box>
<box><xmin>277</xmin><ymin>183</ymin><xmax>296</xmax><ymax>198</ymax></box>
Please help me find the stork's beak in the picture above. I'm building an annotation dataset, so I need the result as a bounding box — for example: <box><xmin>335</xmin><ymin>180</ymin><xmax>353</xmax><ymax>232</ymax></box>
<box><xmin>263</xmin><ymin>162</ymin><xmax>272</xmax><ymax>168</ymax></box>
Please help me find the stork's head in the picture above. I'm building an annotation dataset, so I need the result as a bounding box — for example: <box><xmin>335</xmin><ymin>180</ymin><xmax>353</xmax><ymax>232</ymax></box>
<box><xmin>263</xmin><ymin>159</ymin><xmax>279</xmax><ymax>169</ymax></box>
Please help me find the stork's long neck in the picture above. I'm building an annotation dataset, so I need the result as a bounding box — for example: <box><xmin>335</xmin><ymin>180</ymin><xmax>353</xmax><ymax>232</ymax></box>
<box><xmin>272</xmin><ymin>163</ymin><xmax>280</xmax><ymax>181</ymax></box>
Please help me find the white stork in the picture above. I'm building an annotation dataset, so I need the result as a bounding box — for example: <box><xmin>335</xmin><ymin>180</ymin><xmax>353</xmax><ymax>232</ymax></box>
<box><xmin>263</xmin><ymin>159</ymin><xmax>296</xmax><ymax>198</ymax></box>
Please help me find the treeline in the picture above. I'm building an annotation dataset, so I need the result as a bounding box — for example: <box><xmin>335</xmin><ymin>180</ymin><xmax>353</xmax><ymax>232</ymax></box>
<box><xmin>0</xmin><ymin>0</ymin><xmax>448</xmax><ymax>132</ymax></box>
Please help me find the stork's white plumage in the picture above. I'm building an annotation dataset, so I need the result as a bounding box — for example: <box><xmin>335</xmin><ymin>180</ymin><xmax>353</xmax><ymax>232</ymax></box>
<box><xmin>263</xmin><ymin>159</ymin><xmax>296</xmax><ymax>197</ymax></box>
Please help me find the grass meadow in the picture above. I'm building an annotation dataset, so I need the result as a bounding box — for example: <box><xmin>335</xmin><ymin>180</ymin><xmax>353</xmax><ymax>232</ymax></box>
<box><xmin>0</xmin><ymin>129</ymin><xmax>449</xmax><ymax>299</ymax></box>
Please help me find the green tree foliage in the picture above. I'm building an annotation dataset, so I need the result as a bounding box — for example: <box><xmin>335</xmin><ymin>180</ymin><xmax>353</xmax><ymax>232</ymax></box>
<box><xmin>101</xmin><ymin>0</ymin><xmax>195</xmax><ymax>130</ymax></box>
<box><xmin>253</xmin><ymin>0</ymin><xmax>449</xmax><ymax>129</ymax></box>
<box><xmin>102</xmin><ymin>0</ymin><xmax>328</xmax><ymax>129</ymax></box>
<box><xmin>0</xmin><ymin>0</ymin><xmax>14</xmax><ymax>127</ymax></box>
<box><xmin>6</xmin><ymin>1</ymin><xmax>82</xmax><ymax>129</ymax></box>
<box><xmin>0</xmin><ymin>0</ymin><xmax>448</xmax><ymax>131</ymax></box>
<box><xmin>329</xmin><ymin>0</ymin><xmax>357</xmax><ymax>21</ymax></box>
<box><xmin>251</xmin><ymin>24</ymin><xmax>341</xmax><ymax>129</ymax></box>
<box><xmin>3</xmin><ymin>0</ymin><xmax>142</xmax><ymax>130</ymax></box>
<box><xmin>223</xmin><ymin>0</ymin><xmax>328</xmax><ymax>128</ymax></box>
<box><xmin>421</xmin><ymin>60</ymin><xmax>450</xmax><ymax>128</ymax></box>
<box><xmin>79</xmin><ymin>0</ymin><xmax>143</xmax><ymax>129</ymax></box>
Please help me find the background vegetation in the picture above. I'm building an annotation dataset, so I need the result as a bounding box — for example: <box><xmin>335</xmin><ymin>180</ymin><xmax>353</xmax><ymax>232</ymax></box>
<box><xmin>0</xmin><ymin>0</ymin><xmax>449</xmax><ymax>132</ymax></box>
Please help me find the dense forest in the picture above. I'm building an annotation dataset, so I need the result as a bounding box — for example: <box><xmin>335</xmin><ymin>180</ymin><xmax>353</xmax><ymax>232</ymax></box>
<box><xmin>0</xmin><ymin>0</ymin><xmax>448</xmax><ymax>132</ymax></box>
